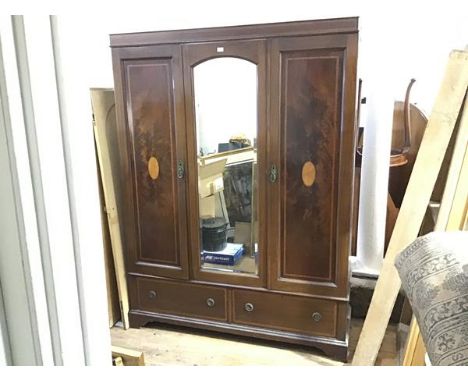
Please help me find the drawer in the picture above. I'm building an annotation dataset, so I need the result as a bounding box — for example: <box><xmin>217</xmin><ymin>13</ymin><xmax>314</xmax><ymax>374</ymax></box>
<box><xmin>232</xmin><ymin>290</ymin><xmax>337</xmax><ymax>338</ymax></box>
<box><xmin>135</xmin><ymin>277</ymin><xmax>227</xmax><ymax>321</ymax></box>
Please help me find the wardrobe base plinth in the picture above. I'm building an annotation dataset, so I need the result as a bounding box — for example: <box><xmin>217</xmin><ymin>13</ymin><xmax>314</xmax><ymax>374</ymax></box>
<box><xmin>129</xmin><ymin>310</ymin><xmax>349</xmax><ymax>362</ymax></box>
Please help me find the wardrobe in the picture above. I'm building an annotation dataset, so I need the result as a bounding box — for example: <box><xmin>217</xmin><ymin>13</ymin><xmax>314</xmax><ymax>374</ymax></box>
<box><xmin>110</xmin><ymin>17</ymin><xmax>358</xmax><ymax>361</ymax></box>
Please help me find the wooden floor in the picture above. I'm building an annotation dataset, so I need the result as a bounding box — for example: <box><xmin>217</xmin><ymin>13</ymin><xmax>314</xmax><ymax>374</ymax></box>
<box><xmin>110</xmin><ymin>319</ymin><xmax>398</xmax><ymax>366</ymax></box>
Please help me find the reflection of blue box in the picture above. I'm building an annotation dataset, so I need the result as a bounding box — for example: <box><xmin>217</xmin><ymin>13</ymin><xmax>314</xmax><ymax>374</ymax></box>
<box><xmin>201</xmin><ymin>243</ymin><xmax>244</xmax><ymax>266</ymax></box>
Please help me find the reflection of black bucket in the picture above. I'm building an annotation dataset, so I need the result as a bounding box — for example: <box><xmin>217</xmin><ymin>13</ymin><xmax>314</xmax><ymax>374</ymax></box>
<box><xmin>202</xmin><ymin>217</ymin><xmax>227</xmax><ymax>252</ymax></box>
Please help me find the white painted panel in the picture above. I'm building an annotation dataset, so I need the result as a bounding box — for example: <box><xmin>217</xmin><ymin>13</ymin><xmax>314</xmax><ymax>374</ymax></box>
<box><xmin>22</xmin><ymin>15</ymin><xmax>85</xmax><ymax>365</ymax></box>
<box><xmin>50</xmin><ymin>16</ymin><xmax>111</xmax><ymax>365</ymax></box>
<box><xmin>0</xmin><ymin>44</ymin><xmax>38</xmax><ymax>365</ymax></box>
<box><xmin>0</xmin><ymin>15</ymin><xmax>54</xmax><ymax>365</ymax></box>
<box><xmin>0</xmin><ymin>281</ymin><xmax>11</xmax><ymax>365</ymax></box>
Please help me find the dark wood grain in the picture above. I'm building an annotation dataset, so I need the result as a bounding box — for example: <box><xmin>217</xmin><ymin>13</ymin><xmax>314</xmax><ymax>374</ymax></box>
<box><xmin>232</xmin><ymin>289</ymin><xmax>337</xmax><ymax>338</ymax></box>
<box><xmin>110</xmin><ymin>17</ymin><xmax>358</xmax><ymax>47</ymax></box>
<box><xmin>126</xmin><ymin>58</ymin><xmax>179</xmax><ymax>264</ymax></box>
<box><xmin>131</xmin><ymin>276</ymin><xmax>227</xmax><ymax>321</ymax></box>
<box><xmin>268</xmin><ymin>34</ymin><xmax>357</xmax><ymax>298</ymax></box>
<box><xmin>112</xmin><ymin>45</ymin><xmax>189</xmax><ymax>279</ymax></box>
<box><xmin>282</xmin><ymin>49</ymin><xmax>343</xmax><ymax>282</ymax></box>
<box><xmin>128</xmin><ymin>271</ymin><xmax>349</xmax><ymax>301</ymax></box>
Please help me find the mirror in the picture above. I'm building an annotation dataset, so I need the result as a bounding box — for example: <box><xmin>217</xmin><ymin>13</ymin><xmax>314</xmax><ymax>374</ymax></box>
<box><xmin>194</xmin><ymin>57</ymin><xmax>258</xmax><ymax>275</ymax></box>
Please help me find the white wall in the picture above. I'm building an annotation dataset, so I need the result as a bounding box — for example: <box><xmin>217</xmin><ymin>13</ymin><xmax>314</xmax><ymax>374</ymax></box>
<box><xmin>55</xmin><ymin>0</ymin><xmax>468</xmax><ymax>274</ymax></box>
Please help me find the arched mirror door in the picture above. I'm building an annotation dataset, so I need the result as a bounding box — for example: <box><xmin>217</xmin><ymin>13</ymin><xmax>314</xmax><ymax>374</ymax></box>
<box><xmin>183</xmin><ymin>41</ymin><xmax>267</xmax><ymax>287</ymax></box>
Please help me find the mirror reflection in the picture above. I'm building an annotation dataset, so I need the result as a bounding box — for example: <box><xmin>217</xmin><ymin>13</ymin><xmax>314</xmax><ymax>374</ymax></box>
<box><xmin>194</xmin><ymin>57</ymin><xmax>258</xmax><ymax>275</ymax></box>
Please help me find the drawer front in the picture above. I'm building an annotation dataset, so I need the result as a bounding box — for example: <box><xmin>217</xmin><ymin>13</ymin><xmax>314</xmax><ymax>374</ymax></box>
<box><xmin>232</xmin><ymin>290</ymin><xmax>337</xmax><ymax>338</ymax></box>
<box><xmin>135</xmin><ymin>277</ymin><xmax>227</xmax><ymax>321</ymax></box>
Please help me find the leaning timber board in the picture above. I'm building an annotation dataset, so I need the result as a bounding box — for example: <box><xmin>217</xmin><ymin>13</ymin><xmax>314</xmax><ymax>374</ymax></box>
<box><xmin>91</xmin><ymin>88</ymin><xmax>130</xmax><ymax>330</ymax></box>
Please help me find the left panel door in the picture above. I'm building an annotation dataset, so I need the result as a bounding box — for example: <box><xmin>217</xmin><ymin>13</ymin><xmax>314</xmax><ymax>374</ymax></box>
<box><xmin>112</xmin><ymin>45</ymin><xmax>189</xmax><ymax>279</ymax></box>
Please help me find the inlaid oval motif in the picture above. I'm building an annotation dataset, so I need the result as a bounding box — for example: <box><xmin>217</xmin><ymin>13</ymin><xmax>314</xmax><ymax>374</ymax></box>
<box><xmin>148</xmin><ymin>156</ymin><xmax>159</xmax><ymax>180</ymax></box>
<box><xmin>302</xmin><ymin>161</ymin><xmax>316</xmax><ymax>187</ymax></box>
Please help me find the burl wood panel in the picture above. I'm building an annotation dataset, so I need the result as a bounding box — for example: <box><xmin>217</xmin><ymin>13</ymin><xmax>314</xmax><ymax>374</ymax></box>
<box><xmin>280</xmin><ymin>50</ymin><xmax>343</xmax><ymax>282</ymax></box>
<box><xmin>124</xmin><ymin>59</ymin><xmax>179</xmax><ymax>266</ymax></box>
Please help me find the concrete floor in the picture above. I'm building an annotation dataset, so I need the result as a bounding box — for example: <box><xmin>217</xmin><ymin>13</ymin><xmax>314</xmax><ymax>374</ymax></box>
<box><xmin>110</xmin><ymin>319</ymin><xmax>398</xmax><ymax>366</ymax></box>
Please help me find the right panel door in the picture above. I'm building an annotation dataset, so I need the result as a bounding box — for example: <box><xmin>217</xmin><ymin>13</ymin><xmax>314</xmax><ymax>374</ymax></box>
<box><xmin>268</xmin><ymin>34</ymin><xmax>357</xmax><ymax>298</ymax></box>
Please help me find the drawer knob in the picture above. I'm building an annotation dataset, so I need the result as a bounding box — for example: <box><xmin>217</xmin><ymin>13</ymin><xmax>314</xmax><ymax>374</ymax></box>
<box><xmin>148</xmin><ymin>290</ymin><xmax>157</xmax><ymax>299</ymax></box>
<box><xmin>312</xmin><ymin>312</ymin><xmax>322</xmax><ymax>322</ymax></box>
<box><xmin>244</xmin><ymin>303</ymin><xmax>254</xmax><ymax>312</ymax></box>
<box><xmin>206</xmin><ymin>298</ymin><xmax>215</xmax><ymax>308</ymax></box>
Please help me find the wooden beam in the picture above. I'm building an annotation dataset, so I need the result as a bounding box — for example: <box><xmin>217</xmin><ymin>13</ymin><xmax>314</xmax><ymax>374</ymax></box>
<box><xmin>402</xmin><ymin>318</ymin><xmax>426</xmax><ymax>366</ymax></box>
<box><xmin>111</xmin><ymin>345</ymin><xmax>145</xmax><ymax>366</ymax></box>
<box><xmin>96</xmin><ymin>157</ymin><xmax>121</xmax><ymax>328</ymax></box>
<box><xmin>352</xmin><ymin>50</ymin><xmax>468</xmax><ymax>365</ymax></box>
<box><xmin>445</xmin><ymin>146</ymin><xmax>468</xmax><ymax>230</ymax></box>
<box><xmin>113</xmin><ymin>356</ymin><xmax>124</xmax><ymax>366</ymax></box>
<box><xmin>435</xmin><ymin>101</ymin><xmax>468</xmax><ymax>232</ymax></box>
<box><xmin>91</xmin><ymin>89</ymin><xmax>130</xmax><ymax>330</ymax></box>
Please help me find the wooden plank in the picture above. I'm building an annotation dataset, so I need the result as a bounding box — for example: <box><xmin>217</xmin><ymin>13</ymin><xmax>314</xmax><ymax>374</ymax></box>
<box><xmin>402</xmin><ymin>318</ymin><xmax>426</xmax><ymax>366</ymax></box>
<box><xmin>352</xmin><ymin>50</ymin><xmax>468</xmax><ymax>365</ymax></box>
<box><xmin>96</xmin><ymin>156</ymin><xmax>121</xmax><ymax>327</ymax></box>
<box><xmin>113</xmin><ymin>356</ymin><xmax>124</xmax><ymax>366</ymax></box>
<box><xmin>111</xmin><ymin>345</ymin><xmax>145</xmax><ymax>366</ymax></box>
<box><xmin>91</xmin><ymin>88</ymin><xmax>130</xmax><ymax>330</ymax></box>
<box><xmin>396</xmin><ymin>297</ymin><xmax>413</xmax><ymax>364</ymax></box>
<box><xmin>435</xmin><ymin>102</ymin><xmax>468</xmax><ymax>231</ymax></box>
<box><xmin>446</xmin><ymin>146</ymin><xmax>468</xmax><ymax>230</ymax></box>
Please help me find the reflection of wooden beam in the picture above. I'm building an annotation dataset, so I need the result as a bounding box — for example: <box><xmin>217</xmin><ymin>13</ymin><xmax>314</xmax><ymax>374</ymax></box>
<box><xmin>352</xmin><ymin>50</ymin><xmax>468</xmax><ymax>366</ymax></box>
<box><xmin>217</xmin><ymin>191</ymin><xmax>230</xmax><ymax>228</ymax></box>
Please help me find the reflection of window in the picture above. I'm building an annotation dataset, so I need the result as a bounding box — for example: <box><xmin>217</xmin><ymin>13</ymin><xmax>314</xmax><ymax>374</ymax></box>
<box><xmin>193</xmin><ymin>57</ymin><xmax>257</xmax><ymax>157</ymax></box>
